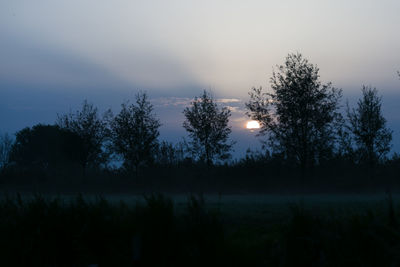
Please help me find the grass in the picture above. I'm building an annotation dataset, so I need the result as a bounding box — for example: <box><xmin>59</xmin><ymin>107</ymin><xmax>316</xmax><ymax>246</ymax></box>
<box><xmin>0</xmin><ymin>193</ymin><xmax>400</xmax><ymax>266</ymax></box>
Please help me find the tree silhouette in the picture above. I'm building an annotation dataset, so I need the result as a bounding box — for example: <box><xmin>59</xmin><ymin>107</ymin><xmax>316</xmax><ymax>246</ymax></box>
<box><xmin>246</xmin><ymin>53</ymin><xmax>342</xmax><ymax>176</ymax></box>
<box><xmin>183</xmin><ymin>91</ymin><xmax>234</xmax><ymax>165</ymax></box>
<box><xmin>155</xmin><ymin>141</ymin><xmax>186</xmax><ymax>167</ymax></box>
<box><xmin>111</xmin><ymin>92</ymin><xmax>161</xmax><ymax>173</ymax></box>
<box><xmin>346</xmin><ymin>86</ymin><xmax>392</xmax><ymax>167</ymax></box>
<box><xmin>57</xmin><ymin>100</ymin><xmax>112</xmax><ymax>172</ymax></box>
<box><xmin>0</xmin><ymin>133</ymin><xmax>13</xmax><ymax>170</ymax></box>
<box><xmin>9</xmin><ymin>125</ymin><xmax>83</xmax><ymax>170</ymax></box>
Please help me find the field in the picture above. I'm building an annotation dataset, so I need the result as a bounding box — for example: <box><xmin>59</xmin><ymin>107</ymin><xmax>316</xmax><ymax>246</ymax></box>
<box><xmin>1</xmin><ymin>192</ymin><xmax>399</xmax><ymax>266</ymax></box>
<box><xmin>17</xmin><ymin>192</ymin><xmax>397</xmax><ymax>220</ymax></box>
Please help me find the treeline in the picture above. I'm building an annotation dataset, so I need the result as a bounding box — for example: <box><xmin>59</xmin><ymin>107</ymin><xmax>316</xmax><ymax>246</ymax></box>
<box><xmin>0</xmin><ymin>53</ymin><xmax>399</xmax><ymax>192</ymax></box>
<box><xmin>0</xmin><ymin>92</ymin><xmax>228</xmax><ymax>175</ymax></box>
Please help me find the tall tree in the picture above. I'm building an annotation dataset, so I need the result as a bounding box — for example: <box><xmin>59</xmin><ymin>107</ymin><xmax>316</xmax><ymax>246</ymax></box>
<box><xmin>246</xmin><ymin>53</ymin><xmax>342</xmax><ymax>176</ymax></box>
<box><xmin>111</xmin><ymin>92</ymin><xmax>161</xmax><ymax>172</ymax></box>
<box><xmin>346</xmin><ymin>86</ymin><xmax>392</xmax><ymax>166</ymax></box>
<box><xmin>183</xmin><ymin>91</ymin><xmax>234</xmax><ymax>165</ymax></box>
<box><xmin>57</xmin><ymin>100</ymin><xmax>112</xmax><ymax>171</ymax></box>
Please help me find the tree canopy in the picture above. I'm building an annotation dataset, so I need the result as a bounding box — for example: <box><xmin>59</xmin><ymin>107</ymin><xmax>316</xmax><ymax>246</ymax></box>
<box><xmin>0</xmin><ymin>133</ymin><xmax>13</xmax><ymax>170</ymax></box>
<box><xmin>57</xmin><ymin>100</ymin><xmax>112</xmax><ymax>170</ymax></box>
<box><xmin>9</xmin><ymin>124</ymin><xmax>84</xmax><ymax>170</ymax></box>
<box><xmin>183</xmin><ymin>91</ymin><xmax>234</xmax><ymax>165</ymax></box>
<box><xmin>346</xmin><ymin>86</ymin><xmax>392</xmax><ymax>165</ymax></box>
<box><xmin>111</xmin><ymin>92</ymin><xmax>161</xmax><ymax>172</ymax></box>
<box><xmin>246</xmin><ymin>53</ymin><xmax>342</xmax><ymax>174</ymax></box>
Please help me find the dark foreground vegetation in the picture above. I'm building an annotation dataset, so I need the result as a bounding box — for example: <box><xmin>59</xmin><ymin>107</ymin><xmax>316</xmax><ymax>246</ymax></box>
<box><xmin>1</xmin><ymin>193</ymin><xmax>400</xmax><ymax>266</ymax></box>
<box><xmin>2</xmin><ymin>159</ymin><xmax>400</xmax><ymax>194</ymax></box>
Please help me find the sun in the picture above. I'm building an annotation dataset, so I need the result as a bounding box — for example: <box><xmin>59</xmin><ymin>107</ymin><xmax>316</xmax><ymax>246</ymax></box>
<box><xmin>246</xmin><ymin>120</ymin><xmax>260</xmax><ymax>129</ymax></box>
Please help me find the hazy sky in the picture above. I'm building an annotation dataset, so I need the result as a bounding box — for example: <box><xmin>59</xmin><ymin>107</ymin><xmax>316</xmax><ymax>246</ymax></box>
<box><xmin>1</xmin><ymin>0</ymin><xmax>400</xmax><ymax>157</ymax></box>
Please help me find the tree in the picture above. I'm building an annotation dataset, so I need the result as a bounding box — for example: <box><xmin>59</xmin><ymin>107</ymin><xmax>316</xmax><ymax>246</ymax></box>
<box><xmin>111</xmin><ymin>92</ymin><xmax>161</xmax><ymax>172</ymax></box>
<box><xmin>154</xmin><ymin>141</ymin><xmax>186</xmax><ymax>167</ymax></box>
<box><xmin>0</xmin><ymin>133</ymin><xmax>13</xmax><ymax>170</ymax></box>
<box><xmin>9</xmin><ymin>124</ymin><xmax>83</xmax><ymax>170</ymax></box>
<box><xmin>346</xmin><ymin>86</ymin><xmax>392</xmax><ymax>166</ymax></box>
<box><xmin>246</xmin><ymin>53</ymin><xmax>342</xmax><ymax>176</ymax></box>
<box><xmin>57</xmin><ymin>100</ymin><xmax>112</xmax><ymax>171</ymax></box>
<box><xmin>183</xmin><ymin>91</ymin><xmax>234</xmax><ymax>165</ymax></box>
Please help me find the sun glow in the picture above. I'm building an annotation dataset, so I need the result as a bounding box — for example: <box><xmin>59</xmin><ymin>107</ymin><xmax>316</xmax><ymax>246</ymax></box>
<box><xmin>246</xmin><ymin>120</ymin><xmax>260</xmax><ymax>129</ymax></box>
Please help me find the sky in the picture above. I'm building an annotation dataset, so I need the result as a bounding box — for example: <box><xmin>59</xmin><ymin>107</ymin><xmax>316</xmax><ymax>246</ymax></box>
<box><xmin>1</xmin><ymin>0</ymin><xmax>400</xmax><ymax>158</ymax></box>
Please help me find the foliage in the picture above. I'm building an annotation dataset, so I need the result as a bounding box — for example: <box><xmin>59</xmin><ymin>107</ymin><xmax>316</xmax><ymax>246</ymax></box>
<box><xmin>154</xmin><ymin>141</ymin><xmax>186</xmax><ymax>166</ymax></box>
<box><xmin>0</xmin><ymin>133</ymin><xmax>13</xmax><ymax>170</ymax></box>
<box><xmin>0</xmin><ymin>193</ymin><xmax>225</xmax><ymax>266</ymax></box>
<box><xmin>9</xmin><ymin>124</ymin><xmax>83</xmax><ymax>170</ymax></box>
<box><xmin>1</xmin><ymin>194</ymin><xmax>400</xmax><ymax>266</ymax></box>
<box><xmin>57</xmin><ymin>100</ymin><xmax>112</xmax><ymax>170</ymax></box>
<box><xmin>271</xmin><ymin>203</ymin><xmax>400</xmax><ymax>266</ymax></box>
<box><xmin>246</xmin><ymin>53</ymin><xmax>342</xmax><ymax>173</ymax></box>
<box><xmin>183</xmin><ymin>91</ymin><xmax>234</xmax><ymax>165</ymax></box>
<box><xmin>346</xmin><ymin>86</ymin><xmax>392</xmax><ymax>165</ymax></box>
<box><xmin>111</xmin><ymin>92</ymin><xmax>161</xmax><ymax>172</ymax></box>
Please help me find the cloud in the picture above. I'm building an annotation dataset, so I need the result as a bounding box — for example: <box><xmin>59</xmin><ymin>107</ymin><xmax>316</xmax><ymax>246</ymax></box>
<box><xmin>0</xmin><ymin>32</ymin><xmax>130</xmax><ymax>91</ymax></box>
<box><xmin>226</xmin><ymin>105</ymin><xmax>246</xmax><ymax>114</ymax></box>
<box><xmin>153</xmin><ymin>97</ymin><xmax>245</xmax><ymax>109</ymax></box>
<box><xmin>216</xmin><ymin>98</ymin><xmax>241</xmax><ymax>103</ymax></box>
<box><xmin>152</xmin><ymin>97</ymin><xmax>193</xmax><ymax>107</ymax></box>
